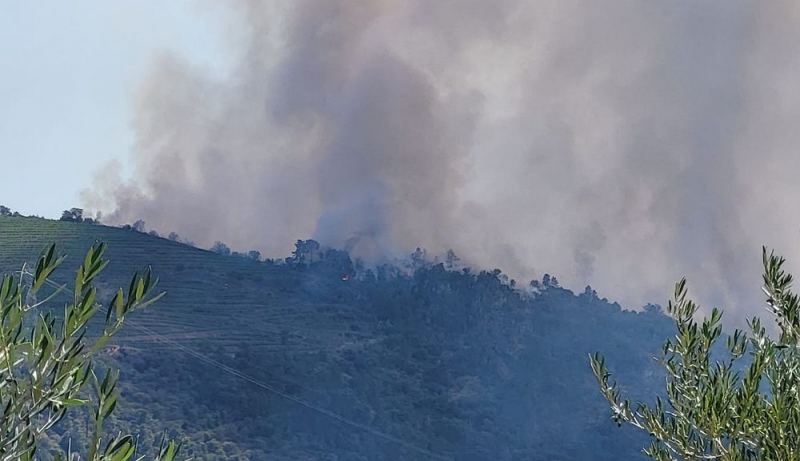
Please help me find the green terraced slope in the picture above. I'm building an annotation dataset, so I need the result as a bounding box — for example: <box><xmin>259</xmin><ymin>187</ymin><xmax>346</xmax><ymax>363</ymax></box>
<box><xmin>0</xmin><ymin>216</ymin><xmax>369</xmax><ymax>356</ymax></box>
<box><xmin>0</xmin><ymin>216</ymin><xmax>417</xmax><ymax>460</ymax></box>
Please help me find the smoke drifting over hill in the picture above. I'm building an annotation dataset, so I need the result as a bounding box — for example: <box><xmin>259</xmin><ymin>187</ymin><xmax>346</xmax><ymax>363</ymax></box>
<box><xmin>84</xmin><ymin>1</ymin><xmax>800</xmax><ymax>313</ymax></box>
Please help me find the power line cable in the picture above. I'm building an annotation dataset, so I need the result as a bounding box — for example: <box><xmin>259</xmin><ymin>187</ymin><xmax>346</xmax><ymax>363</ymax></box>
<box><xmin>129</xmin><ymin>323</ymin><xmax>450</xmax><ymax>460</ymax></box>
<box><xmin>24</xmin><ymin>270</ymin><xmax>452</xmax><ymax>461</ymax></box>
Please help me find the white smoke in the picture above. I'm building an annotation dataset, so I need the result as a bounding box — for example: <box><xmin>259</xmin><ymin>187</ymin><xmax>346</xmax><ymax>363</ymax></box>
<box><xmin>84</xmin><ymin>1</ymin><xmax>800</xmax><ymax>316</ymax></box>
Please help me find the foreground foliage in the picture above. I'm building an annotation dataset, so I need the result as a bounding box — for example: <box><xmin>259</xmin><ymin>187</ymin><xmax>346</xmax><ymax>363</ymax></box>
<box><xmin>592</xmin><ymin>248</ymin><xmax>800</xmax><ymax>460</ymax></box>
<box><xmin>0</xmin><ymin>242</ymin><xmax>182</xmax><ymax>460</ymax></box>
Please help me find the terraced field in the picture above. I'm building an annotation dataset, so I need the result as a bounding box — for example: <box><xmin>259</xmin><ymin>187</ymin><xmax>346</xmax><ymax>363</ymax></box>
<box><xmin>0</xmin><ymin>216</ymin><xmax>396</xmax><ymax>458</ymax></box>
<box><xmin>0</xmin><ymin>217</ymin><xmax>394</xmax><ymax>457</ymax></box>
<box><xmin>0</xmin><ymin>216</ymin><xmax>373</xmax><ymax>357</ymax></box>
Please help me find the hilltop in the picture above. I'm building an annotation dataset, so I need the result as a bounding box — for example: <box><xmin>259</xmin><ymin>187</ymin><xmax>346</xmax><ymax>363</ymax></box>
<box><xmin>0</xmin><ymin>216</ymin><xmax>673</xmax><ymax>460</ymax></box>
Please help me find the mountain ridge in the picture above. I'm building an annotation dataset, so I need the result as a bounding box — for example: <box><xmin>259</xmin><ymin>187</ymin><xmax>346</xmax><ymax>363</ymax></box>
<box><xmin>0</xmin><ymin>216</ymin><xmax>669</xmax><ymax>460</ymax></box>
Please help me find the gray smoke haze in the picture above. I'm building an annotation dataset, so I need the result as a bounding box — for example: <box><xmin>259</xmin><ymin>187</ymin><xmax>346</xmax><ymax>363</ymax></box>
<box><xmin>83</xmin><ymin>1</ymin><xmax>800</xmax><ymax>315</ymax></box>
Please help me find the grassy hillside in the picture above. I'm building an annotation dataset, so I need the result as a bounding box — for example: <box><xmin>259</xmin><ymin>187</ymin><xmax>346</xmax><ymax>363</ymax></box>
<box><xmin>0</xmin><ymin>216</ymin><xmax>673</xmax><ymax>460</ymax></box>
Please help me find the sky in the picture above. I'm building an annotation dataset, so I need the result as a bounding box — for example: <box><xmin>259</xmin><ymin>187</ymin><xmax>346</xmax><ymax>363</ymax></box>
<box><xmin>5</xmin><ymin>2</ymin><xmax>800</xmax><ymax>318</ymax></box>
<box><xmin>0</xmin><ymin>1</ymin><xmax>231</xmax><ymax>218</ymax></box>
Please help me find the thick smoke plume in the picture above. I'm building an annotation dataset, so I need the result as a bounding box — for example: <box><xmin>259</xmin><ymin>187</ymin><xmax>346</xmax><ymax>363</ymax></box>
<box><xmin>84</xmin><ymin>1</ymin><xmax>800</xmax><ymax>314</ymax></box>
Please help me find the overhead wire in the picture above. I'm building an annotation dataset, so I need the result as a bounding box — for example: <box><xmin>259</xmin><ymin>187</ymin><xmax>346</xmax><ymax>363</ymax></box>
<box><xmin>23</xmin><ymin>270</ymin><xmax>452</xmax><ymax>461</ymax></box>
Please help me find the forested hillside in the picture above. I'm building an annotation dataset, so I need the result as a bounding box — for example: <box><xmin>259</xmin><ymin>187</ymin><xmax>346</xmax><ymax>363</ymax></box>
<box><xmin>0</xmin><ymin>216</ymin><xmax>673</xmax><ymax>460</ymax></box>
